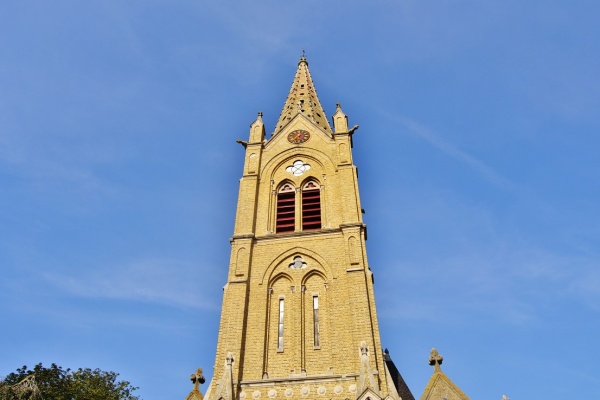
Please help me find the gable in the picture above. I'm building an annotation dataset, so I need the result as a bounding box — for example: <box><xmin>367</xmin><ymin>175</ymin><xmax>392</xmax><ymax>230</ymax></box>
<box><xmin>420</xmin><ymin>372</ymin><xmax>470</xmax><ymax>400</ymax></box>
<box><xmin>265</xmin><ymin>113</ymin><xmax>332</xmax><ymax>151</ymax></box>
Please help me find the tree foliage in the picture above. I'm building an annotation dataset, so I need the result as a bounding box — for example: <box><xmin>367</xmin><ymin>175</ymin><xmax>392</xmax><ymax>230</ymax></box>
<box><xmin>0</xmin><ymin>363</ymin><xmax>140</xmax><ymax>400</ymax></box>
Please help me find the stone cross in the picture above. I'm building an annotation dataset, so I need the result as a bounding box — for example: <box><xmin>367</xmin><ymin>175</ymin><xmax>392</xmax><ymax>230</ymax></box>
<box><xmin>429</xmin><ymin>348</ymin><xmax>444</xmax><ymax>372</ymax></box>
<box><xmin>190</xmin><ymin>368</ymin><xmax>205</xmax><ymax>391</ymax></box>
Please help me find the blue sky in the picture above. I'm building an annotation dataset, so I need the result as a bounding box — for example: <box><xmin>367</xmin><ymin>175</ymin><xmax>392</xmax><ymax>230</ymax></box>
<box><xmin>1</xmin><ymin>1</ymin><xmax>599</xmax><ymax>399</ymax></box>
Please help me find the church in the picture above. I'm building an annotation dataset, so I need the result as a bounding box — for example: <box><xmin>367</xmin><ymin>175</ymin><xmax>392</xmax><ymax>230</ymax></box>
<box><xmin>186</xmin><ymin>56</ymin><xmax>471</xmax><ymax>400</ymax></box>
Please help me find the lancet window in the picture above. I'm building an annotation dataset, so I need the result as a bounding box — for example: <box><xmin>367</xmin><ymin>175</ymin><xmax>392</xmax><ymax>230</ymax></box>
<box><xmin>301</xmin><ymin>181</ymin><xmax>321</xmax><ymax>230</ymax></box>
<box><xmin>276</xmin><ymin>183</ymin><xmax>295</xmax><ymax>233</ymax></box>
<box><xmin>313</xmin><ymin>295</ymin><xmax>320</xmax><ymax>348</ymax></box>
<box><xmin>277</xmin><ymin>298</ymin><xmax>285</xmax><ymax>351</ymax></box>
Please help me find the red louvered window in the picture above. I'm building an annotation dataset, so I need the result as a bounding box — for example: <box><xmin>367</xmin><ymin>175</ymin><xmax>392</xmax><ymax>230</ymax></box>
<box><xmin>302</xmin><ymin>181</ymin><xmax>321</xmax><ymax>230</ymax></box>
<box><xmin>276</xmin><ymin>184</ymin><xmax>295</xmax><ymax>233</ymax></box>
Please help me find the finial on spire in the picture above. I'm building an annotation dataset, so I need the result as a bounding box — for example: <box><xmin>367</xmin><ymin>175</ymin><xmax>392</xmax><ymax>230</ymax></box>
<box><xmin>429</xmin><ymin>348</ymin><xmax>444</xmax><ymax>372</ymax></box>
<box><xmin>298</xmin><ymin>49</ymin><xmax>308</xmax><ymax>65</ymax></box>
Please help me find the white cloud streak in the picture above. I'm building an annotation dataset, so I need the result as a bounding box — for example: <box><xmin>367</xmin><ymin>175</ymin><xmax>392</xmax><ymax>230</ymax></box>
<box><xmin>43</xmin><ymin>258</ymin><xmax>220</xmax><ymax>310</ymax></box>
<box><xmin>386</xmin><ymin>113</ymin><xmax>518</xmax><ymax>191</ymax></box>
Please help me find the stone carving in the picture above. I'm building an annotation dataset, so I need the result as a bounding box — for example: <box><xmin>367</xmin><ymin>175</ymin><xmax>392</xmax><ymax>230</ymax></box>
<box><xmin>289</xmin><ymin>256</ymin><xmax>307</xmax><ymax>269</ymax></box>
<box><xmin>210</xmin><ymin>353</ymin><xmax>235</xmax><ymax>400</ymax></box>
<box><xmin>191</xmin><ymin>368</ymin><xmax>206</xmax><ymax>390</ymax></box>
<box><xmin>429</xmin><ymin>348</ymin><xmax>444</xmax><ymax>372</ymax></box>
<box><xmin>356</xmin><ymin>342</ymin><xmax>380</xmax><ymax>398</ymax></box>
<box><xmin>286</xmin><ymin>160</ymin><xmax>311</xmax><ymax>177</ymax></box>
<box><xmin>185</xmin><ymin>368</ymin><xmax>205</xmax><ymax>400</ymax></box>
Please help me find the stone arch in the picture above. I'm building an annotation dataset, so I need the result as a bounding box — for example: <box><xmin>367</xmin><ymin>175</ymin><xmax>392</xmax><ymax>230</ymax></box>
<box><xmin>268</xmin><ymin>271</ymin><xmax>294</xmax><ymax>287</ymax></box>
<box><xmin>247</xmin><ymin>152</ymin><xmax>258</xmax><ymax>174</ymax></box>
<box><xmin>274</xmin><ymin>180</ymin><xmax>297</xmax><ymax>234</ymax></box>
<box><xmin>300</xmin><ymin>176</ymin><xmax>321</xmax><ymax>188</ymax></box>
<box><xmin>265</xmin><ymin>271</ymin><xmax>295</xmax><ymax>373</ymax></box>
<box><xmin>300</xmin><ymin>268</ymin><xmax>327</xmax><ymax>286</ymax></box>
<box><xmin>348</xmin><ymin>235</ymin><xmax>360</xmax><ymax>265</ymax></box>
<box><xmin>261</xmin><ymin>247</ymin><xmax>335</xmax><ymax>285</ymax></box>
<box><xmin>276</xmin><ymin>179</ymin><xmax>296</xmax><ymax>192</ymax></box>
<box><xmin>235</xmin><ymin>247</ymin><xmax>248</xmax><ymax>276</ymax></box>
<box><xmin>301</xmin><ymin>268</ymin><xmax>330</xmax><ymax>372</ymax></box>
<box><xmin>262</xmin><ymin>147</ymin><xmax>334</xmax><ymax>184</ymax></box>
<box><xmin>299</xmin><ymin>177</ymin><xmax>323</xmax><ymax>231</ymax></box>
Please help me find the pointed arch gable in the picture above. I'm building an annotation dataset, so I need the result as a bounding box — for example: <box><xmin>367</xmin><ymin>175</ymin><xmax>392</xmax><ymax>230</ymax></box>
<box><xmin>260</xmin><ymin>246</ymin><xmax>335</xmax><ymax>285</ymax></box>
<box><xmin>277</xmin><ymin>180</ymin><xmax>296</xmax><ymax>192</ymax></box>
<box><xmin>268</xmin><ymin>271</ymin><xmax>293</xmax><ymax>287</ymax></box>
<box><xmin>267</xmin><ymin>113</ymin><xmax>333</xmax><ymax>146</ymax></box>
<box><xmin>262</xmin><ymin>147</ymin><xmax>334</xmax><ymax>184</ymax></box>
<box><xmin>300</xmin><ymin>268</ymin><xmax>327</xmax><ymax>286</ymax></box>
<box><xmin>301</xmin><ymin>178</ymin><xmax>321</xmax><ymax>188</ymax></box>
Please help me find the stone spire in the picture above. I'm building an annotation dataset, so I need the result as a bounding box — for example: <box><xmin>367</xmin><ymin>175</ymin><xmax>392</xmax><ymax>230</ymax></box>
<box><xmin>273</xmin><ymin>54</ymin><xmax>332</xmax><ymax>135</ymax></box>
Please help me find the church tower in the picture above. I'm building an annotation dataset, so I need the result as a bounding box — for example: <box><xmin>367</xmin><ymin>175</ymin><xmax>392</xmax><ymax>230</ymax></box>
<box><xmin>203</xmin><ymin>56</ymin><xmax>413</xmax><ymax>400</ymax></box>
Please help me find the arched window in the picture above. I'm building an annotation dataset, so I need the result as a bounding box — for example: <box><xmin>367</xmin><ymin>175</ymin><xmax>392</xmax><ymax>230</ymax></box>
<box><xmin>302</xmin><ymin>181</ymin><xmax>321</xmax><ymax>230</ymax></box>
<box><xmin>276</xmin><ymin>184</ymin><xmax>295</xmax><ymax>233</ymax></box>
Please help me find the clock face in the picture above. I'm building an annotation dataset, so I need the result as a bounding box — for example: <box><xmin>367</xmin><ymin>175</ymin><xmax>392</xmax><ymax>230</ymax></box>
<box><xmin>287</xmin><ymin>129</ymin><xmax>311</xmax><ymax>144</ymax></box>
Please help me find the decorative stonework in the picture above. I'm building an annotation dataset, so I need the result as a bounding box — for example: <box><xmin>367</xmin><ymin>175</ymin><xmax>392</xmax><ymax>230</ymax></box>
<box><xmin>289</xmin><ymin>255</ymin><xmax>307</xmax><ymax>269</ymax></box>
<box><xmin>273</xmin><ymin>56</ymin><xmax>332</xmax><ymax>134</ymax></box>
<box><xmin>211</xmin><ymin>353</ymin><xmax>234</xmax><ymax>400</ymax></box>
<box><xmin>184</xmin><ymin>368</ymin><xmax>205</xmax><ymax>400</ymax></box>
<box><xmin>203</xmin><ymin>55</ymin><xmax>423</xmax><ymax>400</ymax></box>
<box><xmin>421</xmin><ymin>348</ymin><xmax>470</xmax><ymax>400</ymax></box>
<box><xmin>286</xmin><ymin>160</ymin><xmax>311</xmax><ymax>176</ymax></box>
<box><xmin>357</xmin><ymin>342</ymin><xmax>380</xmax><ymax>397</ymax></box>
<box><xmin>429</xmin><ymin>348</ymin><xmax>444</xmax><ymax>373</ymax></box>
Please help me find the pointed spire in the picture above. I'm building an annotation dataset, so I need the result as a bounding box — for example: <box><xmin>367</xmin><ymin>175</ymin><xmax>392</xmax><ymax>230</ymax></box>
<box><xmin>332</xmin><ymin>102</ymin><xmax>349</xmax><ymax>133</ymax></box>
<box><xmin>248</xmin><ymin>111</ymin><xmax>265</xmax><ymax>143</ymax></box>
<box><xmin>273</xmin><ymin>54</ymin><xmax>332</xmax><ymax>135</ymax></box>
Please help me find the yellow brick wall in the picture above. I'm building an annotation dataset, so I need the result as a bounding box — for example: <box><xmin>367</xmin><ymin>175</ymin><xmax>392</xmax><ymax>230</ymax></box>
<box><xmin>208</xmin><ymin>114</ymin><xmax>392</xmax><ymax>399</ymax></box>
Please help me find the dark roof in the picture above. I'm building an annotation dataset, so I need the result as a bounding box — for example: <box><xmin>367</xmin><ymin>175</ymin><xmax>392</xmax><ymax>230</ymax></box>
<box><xmin>384</xmin><ymin>349</ymin><xmax>416</xmax><ymax>400</ymax></box>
